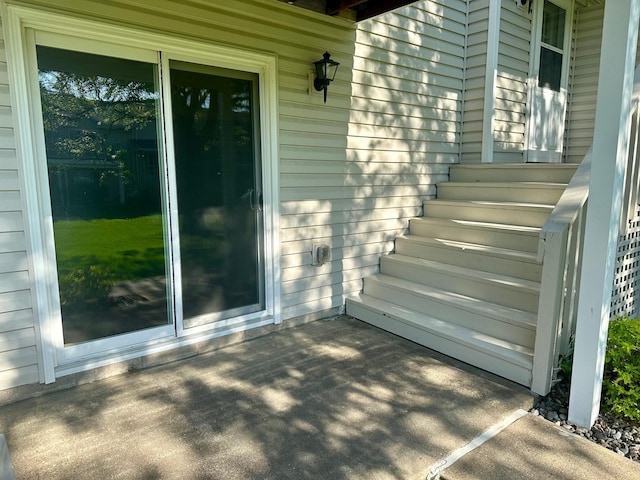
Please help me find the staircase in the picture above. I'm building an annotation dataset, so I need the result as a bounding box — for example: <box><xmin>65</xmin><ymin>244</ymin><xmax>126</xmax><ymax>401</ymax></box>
<box><xmin>346</xmin><ymin>163</ymin><xmax>578</xmax><ymax>388</ymax></box>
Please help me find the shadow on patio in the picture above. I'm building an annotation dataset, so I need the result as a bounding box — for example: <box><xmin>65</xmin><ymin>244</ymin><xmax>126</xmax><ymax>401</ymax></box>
<box><xmin>0</xmin><ymin>316</ymin><xmax>532</xmax><ymax>479</ymax></box>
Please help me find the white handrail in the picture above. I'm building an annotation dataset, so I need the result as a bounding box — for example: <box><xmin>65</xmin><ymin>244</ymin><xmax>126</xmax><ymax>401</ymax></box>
<box><xmin>531</xmin><ymin>149</ymin><xmax>591</xmax><ymax>395</ymax></box>
<box><xmin>537</xmin><ymin>149</ymin><xmax>591</xmax><ymax>250</ymax></box>
<box><xmin>532</xmin><ymin>66</ymin><xmax>640</xmax><ymax>395</ymax></box>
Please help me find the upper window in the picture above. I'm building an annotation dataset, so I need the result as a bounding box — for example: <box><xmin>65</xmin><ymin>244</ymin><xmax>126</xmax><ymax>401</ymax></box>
<box><xmin>541</xmin><ymin>1</ymin><xmax>565</xmax><ymax>49</ymax></box>
<box><xmin>538</xmin><ymin>0</ymin><xmax>567</xmax><ymax>91</ymax></box>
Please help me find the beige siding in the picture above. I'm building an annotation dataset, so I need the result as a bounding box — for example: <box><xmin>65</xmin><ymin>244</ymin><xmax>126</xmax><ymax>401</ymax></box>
<box><xmin>565</xmin><ymin>3</ymin><xmax>603</xmax><ymax>164</ymax></box>
<box><xmin>566</xmin><ymin>3</ymin><xmax>640</xmax><ymax>165</ymax></box>
<box><xmin>461</xmin><ymin>0</ymin><xmax>487</xmax><ymax>163</ymax></box>
<box><xmin>290</xmin><ymin>0</ymin><xmax>468</xmax><ymax>319</ymax></box>
<box><xmin>0</xmin><ymin>16</ymin><xmax>40</xmax><ymax>390</ymax></box>
<box><xmin>494</xmin><ymin>0</ymin><xmax>529</xmax><ymax>163</ymax></box>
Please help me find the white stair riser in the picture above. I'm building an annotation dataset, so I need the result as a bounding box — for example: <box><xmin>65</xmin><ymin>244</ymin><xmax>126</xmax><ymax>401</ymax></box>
<box><xmin>423</xmin><ymin>202</ymin><xmax>551</xmax><ymax>228</ymax></box>
<box><xmin>436</xmin><ymin>184</ymin><xmax>564</xmax><ymax>205</ymax></box>
<box><xmin>409</xmin><ymin>218</ymin><xmax>540</xmax><ymax>253</ymax></box>
<box><xmin>363</xmin><ymin>278</ymin><xmax>536</xmax><ymax>348</ymax></box>
<box><xmin>449</xmin><ymin>165</ymin><xmax>577</xmax><ymax>183</ymax></box>
<box><xmin>345</xmin><ymin>163</ymin><xmax>578</xmax><ymax>390</ymax></box>
<box><xmin>346</xmin><ymin>299</ymin><xmax>533</xmax><ymax>386</ymax></box>
<box><xmin>381</xmin><ymin>256</ymin><xmax>540</xmax><ymax>313</ymax></box>
<box><xmin>395</xmin><ymin>238</ymin><xmax>542</xmax><ymax>282</ymax></box>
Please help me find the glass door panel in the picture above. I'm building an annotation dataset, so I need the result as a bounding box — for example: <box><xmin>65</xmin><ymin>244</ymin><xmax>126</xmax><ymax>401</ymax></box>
<box><xmin>36</xmin><ymin>46</ymin><xmax>171</xmax><ymax>345</ymax></box>
<box><xmin>169</xmin><ymin>61</ymin><xmax>264</xmax><ymax>326</ymax></box>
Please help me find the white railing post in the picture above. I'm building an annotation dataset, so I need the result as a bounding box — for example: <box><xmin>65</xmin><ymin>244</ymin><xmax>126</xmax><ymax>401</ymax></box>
<box><xmin>568</xmin><ymin>0</ymin><xmax>640</xmax><ymax>428</ymax></box>
<box><xmin>531</xmin><ymin>226</ymin><xmax>570</xmax><ymax>395</ymax></box>
<box><xmin>532</xmin><ymin>151</ymin><xmax>592</xmax><ymax>395</ymax></box>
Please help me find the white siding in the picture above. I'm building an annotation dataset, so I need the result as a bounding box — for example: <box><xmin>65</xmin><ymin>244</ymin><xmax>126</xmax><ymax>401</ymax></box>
<box><xmin>0</xmin><ymin>16</ymin><xmax>40</xmax><ymax>390</ymax></box>
<box><xmin>494</xmin><ymin>0</ymin><xmax>529</xmax><ymax>163</ymax></box>
<box><xmin>462</xmin><ymin>0</ymin><xmax>531</xmax><ymax>164</ymax></box>
<box><xmin>295</xmin><ymin>0</ymin><xmax>468</xmax><ymax>319</ymax></box>
<box><xmin>461</xmin><ymin>0</ymin><xmax>487</xmax><ymax>163</ymax></box>
<box><xmin>565</xmin><ymin>3</ymin><xmax>604</xmax><ymax>164</ymax></box>
<box><xmin>566</xmin><ymin>2</ymin><xmax>640</xmax><ymax>165</ymax></box>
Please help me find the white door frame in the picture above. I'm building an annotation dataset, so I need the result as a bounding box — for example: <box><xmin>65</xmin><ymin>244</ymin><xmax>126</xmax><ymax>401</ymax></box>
<box><xmin>525</xmin><ymin>0</ymin><xmax>574</xmax><ymax>163</ymax></box>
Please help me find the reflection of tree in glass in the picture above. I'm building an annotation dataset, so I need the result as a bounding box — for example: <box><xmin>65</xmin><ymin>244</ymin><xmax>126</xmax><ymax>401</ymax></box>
<box><xmin>40</xmin><ymin>71</ymin><xmax>156</xmax><ymax>158</ymax></box>
<box><xmin>40</xmin><ymin>68</ymin><xmax>158</xmax><ymax>217</ymax></box>
<box><xmin>170</xmin><ymin>74</ymin><xmax>254</xmax><ymax>235</ymax></box>
<box><xmin>169</xmin><ymin>69</ymin><xmax>260</xmax><ymax>314</ymax></box>
<box><xmin>39</xmin><ymin>69</ymin><xmax>159</xmax><ymax>218</ymax></box>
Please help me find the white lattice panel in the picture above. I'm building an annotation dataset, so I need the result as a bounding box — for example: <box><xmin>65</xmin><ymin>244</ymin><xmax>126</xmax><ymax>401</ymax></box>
<box><xmin>611</xmin><ymin>210</ymin><xmax>640</xmax><ymax>318</ymax></box>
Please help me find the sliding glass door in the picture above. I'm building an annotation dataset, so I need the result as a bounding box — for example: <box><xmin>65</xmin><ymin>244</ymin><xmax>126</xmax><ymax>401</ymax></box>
<box><xmin>34</xmin><ymin>40</ymin><xmax>266</xmax><ymax>355</ymax></box>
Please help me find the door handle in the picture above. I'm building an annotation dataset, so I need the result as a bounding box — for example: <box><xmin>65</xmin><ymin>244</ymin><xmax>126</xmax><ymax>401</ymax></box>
<box><xmin>243</xmin><ymin>188</ymin><xmax>262</xmax><ymax>211</ymax></box>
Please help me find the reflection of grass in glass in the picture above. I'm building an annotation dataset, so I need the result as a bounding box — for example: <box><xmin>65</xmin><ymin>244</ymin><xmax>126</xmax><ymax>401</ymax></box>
<box><xmin>53</xmin><ymin>215</ymin><xmax>166</xmax><ymax>281</ymax></box>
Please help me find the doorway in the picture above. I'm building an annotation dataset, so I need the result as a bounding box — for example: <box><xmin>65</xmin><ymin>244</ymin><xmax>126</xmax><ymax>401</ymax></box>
<box><xmin>526</xmin><ymin>0</ymin><xmax>573</xmax><ymax>162</ymax></box>
<box><xmin>33</xmin><ymin>38</ymin><xmax>268</xmax><ymax>361</ymax></box>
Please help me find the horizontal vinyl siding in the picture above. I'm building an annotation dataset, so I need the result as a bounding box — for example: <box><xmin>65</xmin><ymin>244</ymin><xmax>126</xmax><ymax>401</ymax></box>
<box><xmin>566</xmin><ymin>3</ymin><xmax>640</xmax><ymax>165</ymax></box>
<box><xmin>289</xmin><ymin>0</ymin><xmax>467</xmax><ymax>318</ymax></box>
<box><xmin>494</xmin><ymin>0</ymin><xmax>530</xmax><ymax>163</ymax></box>
<box><xmin>0</xmin><ymin>16</ymin><xmax>40</xmax><ymax>390</ymax></box>
<box><xmin>461</xmin><ymin>0</ymin><xmax>486</xmax><ymax>163</ymax></box>
<box><xmin>565</xmin><ymin>3</ymin><xmax>603</xmax><ymax>164</ymax></box>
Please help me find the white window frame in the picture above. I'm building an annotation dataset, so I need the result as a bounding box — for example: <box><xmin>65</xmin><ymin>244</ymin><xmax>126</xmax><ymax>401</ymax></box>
<box><xmin>530</xmin><ymin>0</ymin><xmax>573</xmax><ymax>91</ymax></box>
<box><xmin>3</xmin><ymin>4</ymin><xmax>281</xmax><ymax>381</ymax></box>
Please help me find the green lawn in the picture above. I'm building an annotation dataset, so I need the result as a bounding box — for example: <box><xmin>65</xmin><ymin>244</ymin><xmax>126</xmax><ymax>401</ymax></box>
<box><xmin>53</xmin><ymin>214</ymin><xmax>167</xmax><ymax>281</ymax></box>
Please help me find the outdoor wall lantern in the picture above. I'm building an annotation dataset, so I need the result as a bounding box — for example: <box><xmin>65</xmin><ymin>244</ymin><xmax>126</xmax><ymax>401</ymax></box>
<box><xmin>515</xmin><ymin>0</ymin><xmax>533</xmax><ymax>14</ymax></box>
<box><xmin>313</xmin><ymin>51</ymin><xmax>340</xmax><ymax>103</ymax></box>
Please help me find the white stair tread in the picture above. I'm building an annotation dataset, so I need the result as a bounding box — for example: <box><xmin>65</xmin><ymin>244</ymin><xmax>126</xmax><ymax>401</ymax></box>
<box><xmin>426</xmin><ymin>199</ymin><xmax>556</xmax><ymax>209</ymax></box>
<box><xmin>440</xmin><ymin>181</ymin><xmax>567</xmax><ymax>188</ymax></box>
<box><xmin>367</xmin><ymin>273</ymin><xmax>537</xmax><ymax>330</ymax></box>
<box><xmin>451</xmin><ymin>164</ymin><xmax>576</xmax><ymax>169</ymax></box>
<box><xmin>348</xmin><ymin>294</ymin><xmax>534</xmax><ymax>368</ymax></box>
<box><xmin>396</xmin><ymin>235</ymin><xmax>539</xmax><ymax>263</ymax></box>
<box><xmin>449</xmin><ymin>164</ymin><xmax>578</xmax><ymax>183</ymax></box>
<box><xmin>410</xmin><ymin>217</ymin><xmax>542</xmax><ymax>234</ymax></box>
<box><xmin>384</xmin><ymin>254</ymin><xmax>541</xmax><ymax>293</ymax></box>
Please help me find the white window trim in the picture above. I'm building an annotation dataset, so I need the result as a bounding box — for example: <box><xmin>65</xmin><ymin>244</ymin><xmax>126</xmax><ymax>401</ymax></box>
<box><xmin>3</xmin><ymin>3</ymin><xmax>281</xmax><ymax>381</ymax></box>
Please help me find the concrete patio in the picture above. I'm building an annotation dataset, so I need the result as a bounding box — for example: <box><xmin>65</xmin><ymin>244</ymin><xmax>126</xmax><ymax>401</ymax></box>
<box><xmin>1</xmin><ymin>315</ymin><xmax>637</xmax><ymax>479</ymax></box>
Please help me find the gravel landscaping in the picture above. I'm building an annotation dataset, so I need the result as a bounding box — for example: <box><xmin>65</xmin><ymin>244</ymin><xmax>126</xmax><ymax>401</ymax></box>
<box><xmin>531</xmin><ymin>381</ymin><xmax>640</xmax><ymax>463</ymax></box>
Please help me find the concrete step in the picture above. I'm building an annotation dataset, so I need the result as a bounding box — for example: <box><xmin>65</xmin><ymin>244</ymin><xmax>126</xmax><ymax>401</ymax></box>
<box><xmin>436</xmin><ymin>182</ymin><xmax>565</xmax><ymax>205</ymax></box>
<box><xmin>346</xmin><ymin>294</ymin><xmax>534</xmax><ymax>387</ymax></box>
<box><xmin>394</xmin><ymin>235</ymin><xmax>542</xmax><ymax>281</ymax></box>
<box><xmin>423</xmin><ymin>199</ymin><xmax>553</xmax><ymax>228</ymax></box>
<box><xmin>408</xmin><ymin>217</ymin><xmax>541</xmax><ymax>253</ymax></box>
<box><xmin>363</xmin><ymin>274</ymin><xmax>537</xmax><ymax>348</ymax></box>
<box><xmin>449</xmin><ymin>163</ymin><xmax>578</xmax><ymax>183</ymax></box>
<box><xmin>380</xmin><ymin>254</ymin><xmax>540</xmax><ymax>313</ymax></box>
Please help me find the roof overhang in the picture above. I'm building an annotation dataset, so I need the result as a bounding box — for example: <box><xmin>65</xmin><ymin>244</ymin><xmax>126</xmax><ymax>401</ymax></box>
<box><xmin>277</xmin><ymin>0</ymin><xmax>417</xmax><ymax>22</ymax></box>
